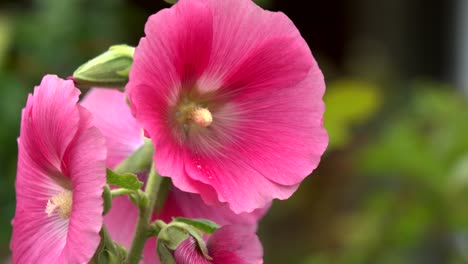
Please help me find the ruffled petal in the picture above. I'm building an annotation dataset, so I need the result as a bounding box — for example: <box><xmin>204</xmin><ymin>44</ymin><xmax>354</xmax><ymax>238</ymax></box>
<box><xmin>127</xmin><ymin>0</ymin><xmax>213</xmax><ymax>119</ymax></box>
<box><xmin>196</xmin><ymin>0</ymin><xmax>305</xmax><ymax>92</ymax></box>
<box><xmin>185</xmin><ymin>153</ymin><xmax>301</xmax><ymax>213</ymax></box>
<box><xmin>28</xmin><ymin>75</ymin><xmax>81</xmax><ymax>173</ymax></box>
<box><xmin>59</xmin><ymin>106</ymin><xmax>106</xmax><ymax>262</ymax></box>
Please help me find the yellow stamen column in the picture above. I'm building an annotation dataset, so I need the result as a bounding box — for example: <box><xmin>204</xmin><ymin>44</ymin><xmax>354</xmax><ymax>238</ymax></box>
<box><xmin>45</xmin><ymin>190</ymin><xmax>73</xmax><ymax>219</ymax></box>
<box><xmin>191</xmin><ymin>107</ymin><xmax>213</xmax><ymax>127</ymax></box>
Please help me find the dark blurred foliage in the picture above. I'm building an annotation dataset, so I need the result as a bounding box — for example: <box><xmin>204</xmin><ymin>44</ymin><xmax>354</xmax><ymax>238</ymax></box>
<box><xmin>0</xmin><ymin>0</ymin><xmax>466</xmax><ymax>263</ymax></box>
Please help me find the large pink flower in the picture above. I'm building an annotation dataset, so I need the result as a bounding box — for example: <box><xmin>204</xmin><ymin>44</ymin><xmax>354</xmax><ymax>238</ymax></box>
<box><xmin>174</xmin><ymin>225</ymin><xmax>263</xmax><ymax>264</ymax></box>
<box><xmin>11</xmin><ymin>75</ymin><xmax>107</xmax><ymax>263</ymax></box>
<box><xmin>126</xmin><ymin>0</ymin><xmax>328</xmax><ymax>213</ymax></box>
<box><xmin>81</xmin><ymin>88</ymin><xmax>267</xmax><ymax>263</ymax></box>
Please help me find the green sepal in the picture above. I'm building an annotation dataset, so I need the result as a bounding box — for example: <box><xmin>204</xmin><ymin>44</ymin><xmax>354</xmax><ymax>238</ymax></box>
<box><xmin>158</xmin><ymin>222</ymin><xmax>212</xmax><ymax>260</ymax></box>
<box><xmin>183</xmin><ymin>224</ymin><xmax>212</xmax><ymax>260</ymax></box>
<box><xmin>173</xmin><ymin>217</ymin><xmax>220</xmax><ymax>234</ymax></box>
<box><xmin>73</xmin><ymin>44</ymin><xmax>135</xmax><ymax>88</ymax></box>
<box><xmin>90</xmin><ymin>228</ymin><xmax>127</xmax><ymax>264</ymax></box>
<box><xmin>106</xmin><ymin>168</ymin><xmax>143</xmax><ymax>190</ymax></box>
<box><xmin>158</xmin><ymin>223</ymin><xmax>191</xmax><ymax>250</ymax></box>
<box><xmin>95</xmin><ymin>249</ymin><xmax>119</xmax><ymax>264</ymax></box>
<box><xmin>157</xmin><ymin>243</ymin><xmax>176</xmax><ymax>264</ymax></box>
<box><xmin>164</xmin><ymin>0</ymin><xmax>178</xmax><ymax>4</ymax></box>
<box><xmin>102</xmin><ymin>185</ymin><xmax>112</xmax><ymax>215</ymax></box>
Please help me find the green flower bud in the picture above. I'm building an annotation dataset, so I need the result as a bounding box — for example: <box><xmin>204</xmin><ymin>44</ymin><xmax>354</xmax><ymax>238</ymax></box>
<box><xmin>73</xmin><ymin>44</ymin><xmax>135</xmax><ymax>88</ymax></box>
<box><xmin>156</xmin><ymin>221</ymin><xmax>212</xmax><ymax>262</ymax></box>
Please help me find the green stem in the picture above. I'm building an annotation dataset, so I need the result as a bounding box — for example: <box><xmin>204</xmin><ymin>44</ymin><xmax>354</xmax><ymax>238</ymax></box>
<box><xmin>125</xmin><ymin>164</ymin><xmax>163</xmax><ymax>264</ymax></box>
<box><xmin>111</xmin><ymin>188</ymin><xmax>135</xmax><ymax>197</ymax></box>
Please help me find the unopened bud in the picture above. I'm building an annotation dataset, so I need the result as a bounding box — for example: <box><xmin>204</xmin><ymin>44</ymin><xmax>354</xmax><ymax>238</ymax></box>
<box><xmin>72</xmin><ymin>44</ymin><xmax>135</xmax><ymax>88</ymax></box>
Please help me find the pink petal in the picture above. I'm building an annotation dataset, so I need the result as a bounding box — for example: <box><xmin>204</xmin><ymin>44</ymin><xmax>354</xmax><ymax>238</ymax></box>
<box><xmin>81</xmin><ymin>88</ymin><xmax>143</xmax><ymax>168</ymax></box>
<box><xmin>11</xmin><ymin>168</ymin><xmax>68</xmax><ymax>262</ymax></box>
<box><xmin>127</xmin><ymin>0</ymin><xmax>212</xmax><ymax>112</ymax></box>
<box><xmin>103</xmin><ymin>196</ymin><xmax>138</xmax><ymax>249</ymax></box>
<box><xmin>142</xmin><ymin>237</ymin><xmax>159</xmax><ymax>264</ymax></box>
<box><xmin>19</xmin><ymin>76</ymin><xmax>80</xmax><ymax>179</ymax></box>
<box><xmin>184</xmin><ymin>154</ymin><xmax>301</xmax><ymax>213</ymax></box>
<box><xmin>59</xmin><ymin>106</ymin><xmax>107</xmax><ymax>261</ymax></box>
<box><xmin>208</xmin><ymin>225</ymin><xmax>263</xmax><ymax>264</ymax></box>
<box><xmin>174</xmin><ymin>237</ymin><xmax>211</xmax><ymax>264</ymax></box>
<box><xmin>197</xmin><ymin>0</ymin><xmax>305</xmax><ymax>91</ymax></box>
<box><xmin>157</xmin><ymin>187</ymin><xmax>269</xmax><ymax>231</ymax></box>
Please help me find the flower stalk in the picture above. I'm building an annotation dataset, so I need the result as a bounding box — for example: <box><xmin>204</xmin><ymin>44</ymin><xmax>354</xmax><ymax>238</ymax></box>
<box><xmin>125</xmin><ymin>164</ymin><xmax>163</xmax><ymax>264</ymax></box>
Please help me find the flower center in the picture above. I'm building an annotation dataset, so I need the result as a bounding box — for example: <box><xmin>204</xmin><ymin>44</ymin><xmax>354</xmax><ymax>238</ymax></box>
<box><xmin>45</xmin><ymin>190</ymin><xmax>73</xmax><ymax>219</ymax></box>
<box><xmin>175</xmin><ymin>101</ymin><xmax>213</xmax><ymax>129</ymax></box>
<box><xmin>191</xmin><ymin>107</ymin><xmax>213</xmax><ymax>127</ymax></box>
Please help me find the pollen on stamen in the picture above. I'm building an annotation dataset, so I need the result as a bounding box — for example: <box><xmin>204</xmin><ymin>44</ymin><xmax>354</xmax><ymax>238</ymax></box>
<box><xmin>191</xmin><ymin>107</ymin><xmax>213</xmax><ymax>127</ymax></box>
<box><xmin>45</xmin><ymin>190</ymin><xmax>73</xmax><ymax>219</ymax></box>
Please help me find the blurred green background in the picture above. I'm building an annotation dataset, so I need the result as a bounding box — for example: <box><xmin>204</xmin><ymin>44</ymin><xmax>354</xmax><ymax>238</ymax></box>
<box><xmin>0</xmin><ymin>0</ymin><xmax>467</xmax><ymax>263</ymax></box>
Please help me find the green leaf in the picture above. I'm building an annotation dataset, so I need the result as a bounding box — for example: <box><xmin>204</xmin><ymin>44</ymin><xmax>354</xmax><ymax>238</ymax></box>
<box><xmin>106</xmin><ymin>168</ymin><xmax>143</xmax><ymax>190</ymax></box>
<box><xmin>173</xmin><ymin>217</ymin><xmax>220</xmax><ymax>234</ymax></box>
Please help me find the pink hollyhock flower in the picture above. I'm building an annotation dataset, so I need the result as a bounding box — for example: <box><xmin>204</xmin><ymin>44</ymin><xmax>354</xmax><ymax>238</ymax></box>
<box><xmin>126</xmin><ymin>0</ymin><xmax>328</xmax><ymax>213</ymax></box>
<box><xmin>174</xmin><ymin>225</ymin><xmax>263</xmax><ymax>264</ymax></box>
<box><xmin>11</xmin><ymin>75</ymin><xmax>107</xmax><ymax>263</ymax></box>
<box><xmin>81</xmin><ymin>88</ymin><xmax>268</xmax><ymax>263</ymax></box>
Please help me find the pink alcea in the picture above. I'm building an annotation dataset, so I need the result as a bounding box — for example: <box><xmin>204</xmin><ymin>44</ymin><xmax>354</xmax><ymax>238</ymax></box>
<box><xmin>127</xmin><ymin>0</ymin><xmax>328</xmax><ymax>213</ymax></box>
<box><xmin>11</xmin><ymin>75</ymin><xmax>107</xmax><ymax>263</ymax></box>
